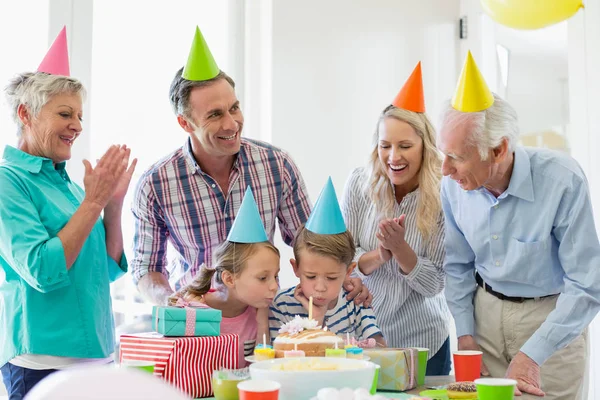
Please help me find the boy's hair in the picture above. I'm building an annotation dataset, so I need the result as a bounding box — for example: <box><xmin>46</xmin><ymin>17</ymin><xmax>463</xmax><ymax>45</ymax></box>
<box><xmin>168</xmin><ymin>241</ymin><xmax>280</xmax><ymax>306</ymax></box>
<box><xmin>292</xmin><ymin>224</ymin><xmax>356</xmax><ymax>267</ymax></box>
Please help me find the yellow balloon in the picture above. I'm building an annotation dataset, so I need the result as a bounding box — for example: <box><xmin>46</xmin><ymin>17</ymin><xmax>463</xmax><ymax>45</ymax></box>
<box><xmin>481</xmin><ymin>0</ymin><xmax>583</xmax><ymax>30</ymax></box>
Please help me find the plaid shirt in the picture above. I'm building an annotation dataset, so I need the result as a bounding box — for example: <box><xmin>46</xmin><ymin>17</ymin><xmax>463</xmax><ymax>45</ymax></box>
<box><xmin>131</xmin><ymin>138</ymin><xmax>311</xmax><ymax>289</ymax></box>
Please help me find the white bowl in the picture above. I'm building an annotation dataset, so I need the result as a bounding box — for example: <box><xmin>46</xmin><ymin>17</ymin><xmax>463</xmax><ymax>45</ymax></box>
<box><xmin>249</xmin><ymin>357</ymin><xmax>379</xmax><ymax>400</ymax></box>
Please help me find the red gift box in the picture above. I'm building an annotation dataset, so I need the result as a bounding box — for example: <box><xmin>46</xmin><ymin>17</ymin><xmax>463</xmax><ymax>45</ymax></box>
<box><xmin>120</xmin><ymin>332</ymin><xmax>239</xmax><ymax>398</ymax></box>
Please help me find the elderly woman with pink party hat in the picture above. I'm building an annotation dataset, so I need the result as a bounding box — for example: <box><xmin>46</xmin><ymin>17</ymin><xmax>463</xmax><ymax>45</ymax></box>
<box><xmin>341</xmin><ymin>63</ymin><xmax>451</xmax><ymax>375</ymax></box>
<box><xmin>0</xmin><ymin>28</ymin><xmax>137</xmax><ymax>398</ymax></box>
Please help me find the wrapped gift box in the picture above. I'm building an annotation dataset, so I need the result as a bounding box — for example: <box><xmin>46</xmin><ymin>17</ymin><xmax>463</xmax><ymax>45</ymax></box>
<box><xmin>120</xmin><ymin>332</ymin><xmax>238</xmax><ymax>398</ymax></box>
<box><xmin>152</xmin><ymin>305</ymin><xmax>221</xmax><ymax>336</ymax></box>
<box><xmin>364</xmin><ymin>348</ymin><xmax>418</xmax><ymax>391</ymax></box>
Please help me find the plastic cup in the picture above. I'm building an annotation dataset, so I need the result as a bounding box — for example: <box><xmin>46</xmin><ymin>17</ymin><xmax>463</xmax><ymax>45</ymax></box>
<box><xmin>415</xmin><ymin>347</ymin><xmax>429</xmax><ymax>386</ymax></box>
<box><xmin>370</xmin><ymin>365</ymin><xmax>380</xmax><ymax>394</ymax></box>
<box><xmin>238</xmin><ymin>379</ymin><xmax>280</xmax><ymax>400</ymax></box>
<box><xmin>475</xmin><ymin>378</ymin><xmax>517</xmax><ymax>400</ymax></box>
<box><xmin>452</xmin><ymin>350</ymin><xmax>482</xmax><ymax>382</ymax></box>
<box><xmin>120</xmin><ymin>360</ymin><xmax>155</xmax><ymax>374</ymax></box>
<box><xmin>213</xmin><ymin>377</ymin><xmax>242</xmax><ymax>400</ymax></box>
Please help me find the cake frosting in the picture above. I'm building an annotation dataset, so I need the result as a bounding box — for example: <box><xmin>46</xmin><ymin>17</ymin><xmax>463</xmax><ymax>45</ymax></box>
<box><xmin>274</xmin><ymin>316</ymin><xmax>344</xmax><ymax>357</ymax></box>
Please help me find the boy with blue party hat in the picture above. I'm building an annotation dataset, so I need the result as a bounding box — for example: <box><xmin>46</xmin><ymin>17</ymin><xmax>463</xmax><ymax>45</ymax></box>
<box><xmin>269</xmin><ymin>178</ymin><xmax>386</xmax><ymax>346</ymax></box>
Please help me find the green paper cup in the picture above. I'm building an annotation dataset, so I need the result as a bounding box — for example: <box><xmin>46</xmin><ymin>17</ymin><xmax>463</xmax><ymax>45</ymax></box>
<box><xmin>370</xmin><ymin>365</ymin><xmax>380</xmax><ymax>394</ymax></box>
<box><xmin>475</xmin><ymin>378</ymin><xmax>517</xmax><ymax>400</ymax></box>
<box><xmin>121</xmin><ymin>360</ymin><xmax>155</xmax><ymax>374</ymax></box>
<box><xmin>213</xmin><ymin>377</ymin><xmax>242</xmax><ymax>400</ymax></box>
<box><xmin>415</xmin><ymin>347</ymin><xmax>429</xmax><ymax>386</ymax></box>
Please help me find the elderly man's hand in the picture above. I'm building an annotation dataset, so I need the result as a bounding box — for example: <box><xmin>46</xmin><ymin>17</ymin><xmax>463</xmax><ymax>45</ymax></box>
<box><xmin>343</xmin><ymin>276</ymin><xmax>372</xmax><ymax>308</ymax></box>
<box><xmin>458</xmin><ymin>335</ymin><xmax>490</xmax><ymax>377</ymax></box>
<box><xmin>506</xmin><ymin>352</ymin><xmax>545</xmax><ymax>397</ymax></box>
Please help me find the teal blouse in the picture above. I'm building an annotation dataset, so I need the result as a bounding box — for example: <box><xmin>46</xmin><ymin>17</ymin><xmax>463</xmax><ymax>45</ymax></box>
<box><xmin>0</xmin><ymin>145</ymin><xmax>127</xmax><ymax>367</ymax></box>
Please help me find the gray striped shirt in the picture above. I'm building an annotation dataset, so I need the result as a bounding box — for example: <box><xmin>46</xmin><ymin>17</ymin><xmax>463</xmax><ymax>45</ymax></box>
<box><xmin>341</xmin><ymin>167</ymin><xmax>451</xmax><ymax>355</ymax></box>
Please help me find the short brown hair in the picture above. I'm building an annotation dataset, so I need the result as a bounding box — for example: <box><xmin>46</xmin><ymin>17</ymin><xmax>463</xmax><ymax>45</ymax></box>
<box><xmin>168</xmin><ymin>67</ymin><xmax>236</xmax><ymax>118</ymax></box>
<box><xmin>168</xmin><ymin>241</ymin><xmax>279</xmax><ymax>305</ymax></box>
<box><xmin>293</xmin><ymin>224</ymin><xmax>355</xmax><ymax>267</ymax></box>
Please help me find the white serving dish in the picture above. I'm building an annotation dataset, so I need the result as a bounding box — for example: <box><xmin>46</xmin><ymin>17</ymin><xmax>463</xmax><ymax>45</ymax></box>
<box><xmin>249</xmin><ymin>357</ymin><xmax>380</xmax><ymax>400</ymax></box>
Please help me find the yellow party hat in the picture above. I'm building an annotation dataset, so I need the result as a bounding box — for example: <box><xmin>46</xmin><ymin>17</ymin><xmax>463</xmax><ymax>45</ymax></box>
<box><xmin>451</xmin><ymin>51</ymin><xmax>494</xmax><ymax>112</ymax></box>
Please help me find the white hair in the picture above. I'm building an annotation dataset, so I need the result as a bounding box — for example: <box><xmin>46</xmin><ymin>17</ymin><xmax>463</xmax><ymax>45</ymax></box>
<box><xmin>4</xmin><ymin>72</ymin><xmax>86</xmax><ymax>137</ymax></box>
<box><xmin>440</xmin><ymin>93</ymin><xmax>519</xmax><ymax>160</ymax></box>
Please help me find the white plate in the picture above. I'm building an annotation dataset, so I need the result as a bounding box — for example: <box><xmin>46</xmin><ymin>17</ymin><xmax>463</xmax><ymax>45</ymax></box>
<box><xmin>245</xmin><ymin>355</ymin><xmax>369</xmax><ymax>363</ymax></box>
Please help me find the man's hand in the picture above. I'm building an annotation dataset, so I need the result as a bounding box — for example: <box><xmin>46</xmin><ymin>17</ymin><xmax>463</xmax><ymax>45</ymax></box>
<box><xmin>137</xmin><ymin>272</ymin><xmax>174</xmax><ymax>306</ymax></box>
<box><xmin>506</xmin><ymin>352</ymin><xmax>545</xmax><ymax>397</ymax></box>
<box><xmin>458</xmin><ymin>335</ymin><xmax>490</xmax><ymax>377</ymax></box>
<box><xmin>343</xmin><ymin>276</ymin><xmax>373</xmax><ymax>308</ymax></box>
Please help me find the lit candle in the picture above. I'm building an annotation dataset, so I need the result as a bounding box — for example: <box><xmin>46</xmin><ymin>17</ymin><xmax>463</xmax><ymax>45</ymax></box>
<box><xmin>325</xmin><ymin>341</ymin><xmax>346</xmax><ymax>358</ymax></box>
<box><xmin>284</xmin><ymin>343</ymin><xmax>306</xmax><ymax>358</ymax></box>
<box><xmin>254</xmin><ymin>334</ymin><xmax>272</xmax><ymax>350</ymax></box>
<box><xmin>308</xmin><ymin>296</ymin><xmax>313</xmax><ymax>320</ymax></box>
<box><xmin>254</xmin><ymin>334</ymin><xmax>275</xmax><ymax>361</ymax></box>
<box><xmin>345</xmin><ymin>333</ymin><xmax>357</xmax><ymax>350</ymax></box>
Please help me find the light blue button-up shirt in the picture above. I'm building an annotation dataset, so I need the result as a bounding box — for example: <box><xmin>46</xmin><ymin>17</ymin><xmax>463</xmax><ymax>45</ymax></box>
<box><xmin>442</xmin><ymin>146</ymin><xmax>600</xmax><ymax>365</ymax></box>
<box><xmin>0</xmin><ymin>146</ymin><xmax>127</xmax><ymax>367</ymax></box>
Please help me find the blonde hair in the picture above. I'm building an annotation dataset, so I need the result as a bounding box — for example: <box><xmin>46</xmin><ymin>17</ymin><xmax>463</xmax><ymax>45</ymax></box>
<box><xmin>364</xmin><ymin>105</ymin><xmax>442</xmax><ymax>241</ymax></box>
<box><xmin>168</xmin><ymin>241</ymin><xmax>280</xmax><ymax>305</ymax></box>
<box><xmin>293</xmin><ymin>224</ymin><xmax>355</xmax><ymax>267</ymax></box>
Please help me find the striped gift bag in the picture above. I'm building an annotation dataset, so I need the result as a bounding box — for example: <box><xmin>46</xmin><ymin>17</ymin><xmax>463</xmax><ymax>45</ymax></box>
<box><xmin>120</xmin><ymin>332</ymin><xmax>239</xmax><ymax>398</ymax></box>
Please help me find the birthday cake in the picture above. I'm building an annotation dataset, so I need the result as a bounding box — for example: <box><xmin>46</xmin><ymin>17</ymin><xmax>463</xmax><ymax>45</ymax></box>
<box><xmin>274</xmin><ymin>316</ymin><xmax>344</xmax><ymax>358</ymax></box>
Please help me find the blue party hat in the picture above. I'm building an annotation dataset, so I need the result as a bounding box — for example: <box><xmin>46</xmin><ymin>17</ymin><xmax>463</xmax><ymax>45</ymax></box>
<box><xmin>305</xmin><ymin>177</ymin><xmax>347</xmax><ymax>235</ymax></box>
<box><xmin>227</xmin><ymin>187</ymin><xmax>268</xmax><ymax>243</ymax></box>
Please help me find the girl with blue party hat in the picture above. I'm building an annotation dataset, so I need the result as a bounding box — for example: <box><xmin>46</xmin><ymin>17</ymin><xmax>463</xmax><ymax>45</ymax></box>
<box><xmin>168</xmin><ymin>187</ymin><xmax>280</xmax><ymax>366</ymax></box>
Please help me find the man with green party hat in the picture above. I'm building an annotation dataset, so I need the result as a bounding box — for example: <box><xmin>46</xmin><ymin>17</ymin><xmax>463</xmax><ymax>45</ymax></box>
<box><xmin>269</xmin><ymin>177</ymin><xmax>386</xmax><ymax>347</ymax></box>
<box><xmin>439</xmin><ymin>51</ymin><xmax>600</xmax><ymax>398</ymax></box>
<box><xmin>132</xmin><ymin>26</ymin><xmax>371</xmax><ymax>309</ymax></box>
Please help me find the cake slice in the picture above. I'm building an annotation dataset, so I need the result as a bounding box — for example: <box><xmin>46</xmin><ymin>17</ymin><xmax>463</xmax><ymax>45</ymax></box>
<box><xmin>273</xmin><ymin>316</ymin><xmax>344</xmax><ymax>358</ymax></box>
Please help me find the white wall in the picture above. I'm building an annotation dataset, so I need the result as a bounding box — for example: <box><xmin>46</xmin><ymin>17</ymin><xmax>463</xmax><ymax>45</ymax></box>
<box><xmin>505</xmin><ymin>54</ymin><xmax>569</xmax><ymax>136</ymax></box>
<box><xmin>245</xmin><ymin>0</ymin><xmax>461</xmax><ymax>288</ymax></box>
<box><xmin>569</xmin><ymin>1</ymin><xmax>600</xmax><ymax>397</ymax></box>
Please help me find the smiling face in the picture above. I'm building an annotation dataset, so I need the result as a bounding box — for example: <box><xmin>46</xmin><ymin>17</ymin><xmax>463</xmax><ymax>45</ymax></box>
<box><xmin>18</xmin><ymin>92</ymin><xmax>83</xmax><ymax>163</ymax></box>
<box><xmin>438</xmin><ymin>117</ymin><xmax>496</xmax><ymax>191</ymax></box>
<box><xmin>183</xmin><ymin>78</ymin><xmax>244</xmax><ymax>158</ymax></box>
<box><xmin>377</xmin><ymin>117</ymin><xmax>423</xmax><ymax>192</ymax></box>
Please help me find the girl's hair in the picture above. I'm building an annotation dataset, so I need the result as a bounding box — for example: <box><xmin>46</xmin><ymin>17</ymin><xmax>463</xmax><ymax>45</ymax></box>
<box><xmin>364</xmin><ymin>105</ymin><xmax>442</xmax><ymax>241</ymax></box>
<box><xmin>168</xmin><ymin>241</ymin><xmax>280</xmax><ymax>305</ymax></box>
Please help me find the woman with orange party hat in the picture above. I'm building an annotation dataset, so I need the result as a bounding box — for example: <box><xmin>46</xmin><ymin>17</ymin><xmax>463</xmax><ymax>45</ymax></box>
<box><xmin>340</xmin><ymin>62</ymin><xmax>451</xmax><ymax>375</ymax></box>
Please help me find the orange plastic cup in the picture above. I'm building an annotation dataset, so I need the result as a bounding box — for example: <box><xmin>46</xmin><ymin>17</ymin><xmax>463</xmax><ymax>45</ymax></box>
<box><xmin>237</xmin><ymin>380</ymin><xmax>280</xmax><ymax>400</ymax></box>
<box><xmin>453</xmin><ymin>350</ymin><xmax>482</xmax><ymax>382</ymax></box>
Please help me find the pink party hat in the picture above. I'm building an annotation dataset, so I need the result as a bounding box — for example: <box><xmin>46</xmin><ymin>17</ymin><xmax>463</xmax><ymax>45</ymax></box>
<box><xmin>38</xmin><ymin>26</ymin><xmax>70</xmax><ymax>76</ymax></box>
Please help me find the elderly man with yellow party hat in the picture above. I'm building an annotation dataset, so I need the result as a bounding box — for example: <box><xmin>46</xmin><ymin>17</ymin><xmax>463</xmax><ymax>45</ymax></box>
<box><xmin>439</xmin><ymin>51</ymin><xmax>600</xmax><ymax>399</ymax></box>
